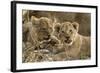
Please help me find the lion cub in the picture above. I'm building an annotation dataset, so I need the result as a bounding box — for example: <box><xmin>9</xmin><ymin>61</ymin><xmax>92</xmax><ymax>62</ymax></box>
<box><xmin>53</xmin><ymin>22</ymin><xmax>91</xmax><ymax>60</ymax></box>
<box><xmin>23</xmin><ymin>16</ymin><xmax>60</xmax><ymax>62</ymax></box>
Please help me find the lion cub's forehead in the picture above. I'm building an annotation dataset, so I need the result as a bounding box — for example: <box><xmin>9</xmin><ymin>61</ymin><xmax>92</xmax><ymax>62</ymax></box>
<box><xmin>39</xmin><ymin>17</ymin><xmax>52</xmax><ymax>28</ymax></box>
<box><xmin>61</xmin><ymin>22</ymin><xmax>73</xmax><ymax>30</ymax></box>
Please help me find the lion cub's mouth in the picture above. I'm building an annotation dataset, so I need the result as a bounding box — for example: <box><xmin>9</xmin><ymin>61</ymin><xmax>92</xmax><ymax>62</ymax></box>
<box><xmin>64</xmin><ymin>39</ymin><xmax>72</xmax><ymax>44</ymax></box>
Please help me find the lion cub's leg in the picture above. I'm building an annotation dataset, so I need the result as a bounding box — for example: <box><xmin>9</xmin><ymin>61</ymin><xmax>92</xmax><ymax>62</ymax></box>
<box><xmin>80</xmin><ymin>36</ymin><xmax>91</xmax><ymax>59</ymax></box>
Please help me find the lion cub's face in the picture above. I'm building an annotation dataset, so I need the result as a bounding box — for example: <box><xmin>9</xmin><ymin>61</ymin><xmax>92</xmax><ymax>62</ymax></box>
<box><xmin>31</xmin><ymin>16</ymin><xmax>52</xmax><ymax>41</ymax></box>
<box><xmin>54</xmin><ymin>22</ymin><xmax>79</xmax><ymax>45</ymax></box>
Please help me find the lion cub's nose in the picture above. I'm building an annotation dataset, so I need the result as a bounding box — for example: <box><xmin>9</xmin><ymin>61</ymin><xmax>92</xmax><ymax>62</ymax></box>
<box><xmin>65</xmin><ymin>36</ymin><xmax>70</xmax><ymax>39</ymax></box>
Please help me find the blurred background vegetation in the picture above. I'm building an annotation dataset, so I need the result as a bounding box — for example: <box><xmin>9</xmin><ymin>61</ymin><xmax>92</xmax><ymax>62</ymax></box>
<box><xmin>23</xmin><ymin>10</ymin><xmax>91</xmax><ymax>36</ymax></box>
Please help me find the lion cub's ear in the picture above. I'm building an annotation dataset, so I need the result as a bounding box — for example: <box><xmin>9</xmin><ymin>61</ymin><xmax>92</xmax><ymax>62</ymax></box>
<box><xmin>31</xmin><ymin>16</ymin><xmax>39</xmax><ymax>25</ymax></box>
<box><xmin>54</xmin><ymin>23</ymin><xmax>61</xmax><ymax>33</ymax></box>
<box><xmin>72</xmin><ymin>22</ymin><xmax>79</xmax><ymax>32</ymax></box>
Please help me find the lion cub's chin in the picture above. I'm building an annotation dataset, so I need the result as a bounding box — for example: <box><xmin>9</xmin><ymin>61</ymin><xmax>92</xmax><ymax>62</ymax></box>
<box><xmin>64</xmin><ymin>41</ymin><xmax>73</xmax><ymax>46</ymax></box>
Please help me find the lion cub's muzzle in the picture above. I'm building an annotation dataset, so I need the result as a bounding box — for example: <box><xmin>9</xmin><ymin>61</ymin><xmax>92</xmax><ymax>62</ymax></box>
<box><xmin>64</xmin><ymin>36</ymin><xmax>72</xmax><ymax>44</ymax></box>
<box><xmin>43</xmin><ymin>34</ymin><xmax>50</xmax><ymax>40</ymax></box>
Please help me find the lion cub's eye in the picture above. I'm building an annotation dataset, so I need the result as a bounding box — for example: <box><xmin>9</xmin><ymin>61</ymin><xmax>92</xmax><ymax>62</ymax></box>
<box><xmin>69</xmin><ymin>29</ymin><xmax>73</xmax><ymax>33</ymax></box>
<box><xmin>61</xmin><ymin>30</ymin><xmax>64</xmax><ymax>33</ymax></box>
<box><xmin>56</xmin><ymin>27</ymin><xmax>60</xmax><ymax>32</ymax></box>
<box><xmin>41</xmin><ymin>28</ymin><xmax>46</xmax><ymax>31</ymax></box>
